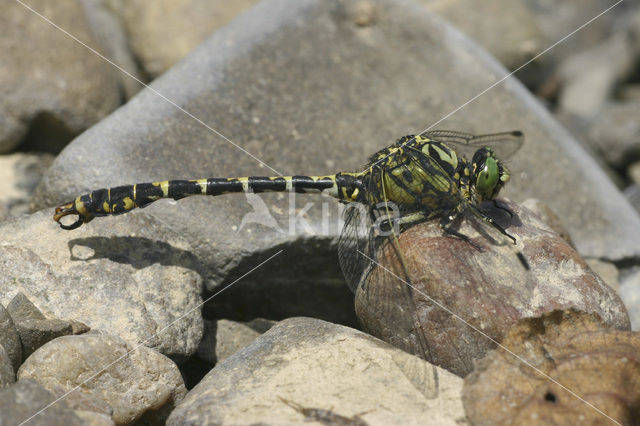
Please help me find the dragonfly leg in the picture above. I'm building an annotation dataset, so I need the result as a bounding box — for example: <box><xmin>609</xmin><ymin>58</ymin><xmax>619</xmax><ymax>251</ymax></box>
<box><xmin>441</xmin><ymin>215</ymin><xmax>482</xmax><ymax>250</ymax></box>
<box><xmin>471</xmin><ymin>207</ymin><xmax>516</xmax><ymax>244</ymax></box>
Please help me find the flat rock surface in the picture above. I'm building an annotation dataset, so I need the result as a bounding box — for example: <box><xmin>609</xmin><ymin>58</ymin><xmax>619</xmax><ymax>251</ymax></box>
<box><xmin>0</xmin><ymin>210</ymin><xmax>203</xmax><ymax>361</ymax></box>
<box><xmin>18</xmin><ymin>334</ymin><xmax>187</xmax><ymax>425</ymax></box>
<box><xmin>32</xmin><ymin>0</ymin><xmax>640</xmax><ymax>303</ymax></box>
<box><xmin>168</xmin><ymin>317</ymin><xmax>465</xmax><ymax>425</ymax></box>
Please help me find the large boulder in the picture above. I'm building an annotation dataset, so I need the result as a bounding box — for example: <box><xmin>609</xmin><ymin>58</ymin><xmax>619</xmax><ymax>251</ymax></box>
<box><xmin>32</xmin><ymin>0</ymin><xmax>640</xmax><ymax>319</ymax></box>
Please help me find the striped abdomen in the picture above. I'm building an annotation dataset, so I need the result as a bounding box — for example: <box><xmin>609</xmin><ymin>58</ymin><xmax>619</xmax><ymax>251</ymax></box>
<box><xmin>54</xmin><ymin>174</ymin><xmax>362</xmax><ymax>230</ymax></box>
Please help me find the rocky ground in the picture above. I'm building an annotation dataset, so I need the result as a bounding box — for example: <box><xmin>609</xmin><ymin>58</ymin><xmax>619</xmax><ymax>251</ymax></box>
<box><xmin>1</xmin><ymin>0</ymin><xmax>640</xmax><ymax>424</ymax></box>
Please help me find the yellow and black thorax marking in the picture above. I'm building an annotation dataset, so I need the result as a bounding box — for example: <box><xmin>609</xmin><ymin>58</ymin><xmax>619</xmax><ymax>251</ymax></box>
<box><xmin>360</xmin><ymin>135</ymin><xmax>469</xmax><ymax>211</ymax></box>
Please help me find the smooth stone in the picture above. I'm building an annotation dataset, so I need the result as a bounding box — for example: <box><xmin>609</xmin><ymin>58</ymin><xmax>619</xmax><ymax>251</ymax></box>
<box><xmin>168</xmin><ymin>317</ymin><xmax>465</xmax><ymax>425</ymax></box>
<box><xmin>18</xmin><ymin>334</ymin><xmax>187</xmax><ymax>425</ymax></box>
<box><xmin>556</xmin><ymin>33</ymin><xmax>634</xmax><ymax>120</ymax></box>
<box><xmin>586</xmin><ymin>99</ymin><xmax>640</xmax><ymax>168</ymax></box>
<box><xmin>0</xmin><ymin>0</ymin><xmax>120</xmax><ymax>153</ymax></box>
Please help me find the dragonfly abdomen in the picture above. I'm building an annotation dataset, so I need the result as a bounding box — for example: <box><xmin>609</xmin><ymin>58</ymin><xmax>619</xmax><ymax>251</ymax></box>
<box><xmin>54</xmin><ymin>175</ymin><xmax>345</xmax><ymax>230</ymax></box>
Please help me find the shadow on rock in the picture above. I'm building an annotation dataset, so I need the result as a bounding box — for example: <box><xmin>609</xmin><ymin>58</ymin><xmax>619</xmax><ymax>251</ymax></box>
<box><xmin>67</xmin><ymin>236</ymin><xmax>209</xmax><ymax>278</ymax></box>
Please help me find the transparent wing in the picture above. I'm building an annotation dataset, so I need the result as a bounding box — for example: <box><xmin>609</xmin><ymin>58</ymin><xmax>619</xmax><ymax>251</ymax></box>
<box><xmin>337</xmin><ymin>159</ymin><xmax>434</xmax><ymax>360</ymax></box>
<box><xmin>338</xmin><ymin>203</ymin><xmax>372</xmax><ymax>293</ymax></box>
<box><xmin>361</xmin><ymin>165</ymin><xmax>433</xmax><ymax>360</ymax></box>
<box><xmin>420</xmin><ymin>130</ymin><xmax>524</xmax><ymax>160</ymax></box>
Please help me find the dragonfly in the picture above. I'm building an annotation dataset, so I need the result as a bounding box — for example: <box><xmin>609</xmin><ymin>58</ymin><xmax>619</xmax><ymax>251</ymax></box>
<box><xmin>53</xmin><ymin>130</ymin><xmax>523</xmax><ymax>292</ymax></box>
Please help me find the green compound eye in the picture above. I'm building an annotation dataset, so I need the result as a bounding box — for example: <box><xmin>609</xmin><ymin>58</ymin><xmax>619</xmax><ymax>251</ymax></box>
<box><xmin>476</xmin><ymin>156</ymin><xmax>499</xmax><ymax>200</ymax></box>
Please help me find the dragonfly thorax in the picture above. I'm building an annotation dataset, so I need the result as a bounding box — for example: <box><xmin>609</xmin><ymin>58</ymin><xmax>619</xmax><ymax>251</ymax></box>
<box><xmin>362</xmin><ymin>136</ymin><xmax>464</xmax><ymax>212</ymax></box>
<box><xmin>356</xmin><ymin>136</ymin><xmax>510</xmax><ymax>216</ymax></box>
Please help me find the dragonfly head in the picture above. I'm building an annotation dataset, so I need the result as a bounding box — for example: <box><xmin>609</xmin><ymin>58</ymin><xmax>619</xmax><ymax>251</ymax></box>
<box><xmin>471</xmin><ymin>147</ymin><xmax>510</xmax><ymax>201</ymax></box>
<box><xmin>53</xmin><ymin>197</ymin><xmax>94</xmax><ymax>230</ymax></box>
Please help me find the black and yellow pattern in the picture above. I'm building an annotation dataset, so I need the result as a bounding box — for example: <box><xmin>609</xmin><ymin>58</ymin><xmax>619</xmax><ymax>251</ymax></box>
<box><xmin>54</xmin><ymin>130</ymin><xmax>523</xmax><ymax>241</ymax></box>
<box><xmin>54</xmin><ymin>174</ymin><xmax>361</xmax><ymax>230</ymax></box>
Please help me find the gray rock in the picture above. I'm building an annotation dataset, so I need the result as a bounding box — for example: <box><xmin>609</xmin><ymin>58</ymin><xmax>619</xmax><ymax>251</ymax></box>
<box><xmin>167</xmin><ymin>317</ymin><xmax>465</xmax><ymax>425</ymax></box>
<box><xmin>523</xmin><ymin>0</ymin><xmax>632</xmax><ymax>63</ymax></box>
<box><xmin>624</xmin><ymin>184</ymin><xmax>640</xmax><ymax>214</ymax></box>
<box><xmin>524</xmin><ymin>0</ymin><xmax>634</xmax><ymax>92</ymax></box>
<box><xmin>0</xmin><ymin>344</ymin><xmax>15</xmax><ymax>389</ymax></box>
<box><xmin>7</xmin><ymin>293</ymin><xmax>75</xmax><ymax>359</ymax></box>
<box><xmin>196</xmin><ymin>319</ymin><xmax>261</xmax><ymax>364</ymax></box>
<box><xmin>421</xmin><ymin>0</ymin><xmax>544</xmax><ymax>70</ymax></box>
<box><xmin>18</xmin><ymin>334</ymin><xmax>187</xmax><ymax>425</ymax></box>
<box><xmin>0</xmin><ymin>211</ymin><xmax>203</xmax><ymax>361</ymax></box>
<box><xmin>0</xmin><ymin>153</ymin><xmax>54</xmax><ymax>218</ymax></box>
<box><xmin>0</xmin><ymin>303</ymin><xmax>22</xmax><ymax>373</ymax></box>
<box><xmin>556</xmin><ymin>33</ymin><xmax>635</xmax><ymax>121</ymax></box>
<box><xmin>121</xmin><ymin>0</ymin><xmax>261</xmax><ymax>77</ymax></box>
<box><xmin>0</xmin><ymin>379</ymin><xmax>84</xmax><ymax>426</ymax></box>
<box><xmin>81</xmin><ymin>0</ymin><xmax>144</xmax><ymax>100</ymax></box>
<box><xmin>586</xmin><ymin>99</ymin><xmax>640</xmax><ymax>168</ymax></box>
<box><xmin>0</xmin><ymin>0</ymin><xmax>120</xmax><ymax>153</ymax></box>
<box><xmin>32</xmin><ymin>1</ymin><xmax>640</xmax><ymax>318</ymax></box>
